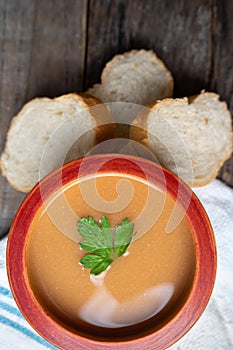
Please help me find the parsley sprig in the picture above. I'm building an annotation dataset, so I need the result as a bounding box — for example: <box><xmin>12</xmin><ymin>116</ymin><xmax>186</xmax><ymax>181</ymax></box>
<box><xmin>78</xmin><ymin>216</ymin><xmax>134</xmax><ymax>275</ymax></box>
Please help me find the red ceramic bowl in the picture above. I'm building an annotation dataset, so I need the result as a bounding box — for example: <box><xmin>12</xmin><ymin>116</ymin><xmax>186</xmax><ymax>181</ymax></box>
<box><xmin>7</xmin><ymin>154</ymin><xmax>216</xmax><ymax>350</ymax></box>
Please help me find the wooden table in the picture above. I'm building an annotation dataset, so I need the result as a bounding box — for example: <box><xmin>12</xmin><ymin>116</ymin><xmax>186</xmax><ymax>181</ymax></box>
<box><xmin>0</xmin><ymin>0</ymin><xmax>232</xmax><ymax>237</ymax></box>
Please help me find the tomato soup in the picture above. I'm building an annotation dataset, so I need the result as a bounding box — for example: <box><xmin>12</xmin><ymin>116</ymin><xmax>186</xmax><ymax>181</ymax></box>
<box><xmin>26</xmin><ymin>174</ymin><xmax>195</xmax><ymax>340</ymax></box>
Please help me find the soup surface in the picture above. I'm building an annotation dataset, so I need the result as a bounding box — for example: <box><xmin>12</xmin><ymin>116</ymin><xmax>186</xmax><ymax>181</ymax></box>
<box><xmin>26</xmin><ymin>174</ymin><xmax>195</xmax><ymax>340</ymax></box>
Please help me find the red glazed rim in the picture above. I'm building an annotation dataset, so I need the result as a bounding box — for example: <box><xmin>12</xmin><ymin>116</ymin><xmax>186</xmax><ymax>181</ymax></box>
<box><xmin>7</xmin><ymin>154</ymin><xmax>217</xmax><ymax>350</ymax></box>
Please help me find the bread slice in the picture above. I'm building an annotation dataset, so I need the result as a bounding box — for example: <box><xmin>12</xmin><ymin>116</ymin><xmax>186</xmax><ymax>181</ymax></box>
<box><xmin>130</xmin><ymin>92</ymin><xmax>233</xmax><ymax>187</ymax></box>
<box><xmin>0</xmin><ymin>93</ymin><xmax>114</xmax><ymax>192</ymax></box>
<box><xmin>87</xmin><ymin>50</ymin><xmax>174</xmax><ymax>105</ymax></box>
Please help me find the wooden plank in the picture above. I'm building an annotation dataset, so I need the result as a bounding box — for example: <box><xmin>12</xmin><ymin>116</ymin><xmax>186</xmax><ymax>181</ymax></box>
<box><xmin>85</xmin><ymin>0</ymin><xmax>212</xmax><ymax>97</ymax></box>
<box><xmin>0</xmin><ymin>0</ymin><xmax>87</xmax><ymax>237</ymax></box>
<box><xmin>213</xmin><ymin>0</ymin><xmax>233</xmax><ymax>186</ymax></box>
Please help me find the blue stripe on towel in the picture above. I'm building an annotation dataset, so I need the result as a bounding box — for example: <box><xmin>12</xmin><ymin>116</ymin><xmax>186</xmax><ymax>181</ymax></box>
<box><xmin>0</xmin><ymin>300</ymin><xmax>23</xmax><ymax>318</ymax></box>
<box><xmin>0</xmin><ymin>315</ymin><xmax>56</xmax><ymax>349</ymax></box>
<box><xmin>0</xmin><ymin>286</ymin><xmax>13</xmax><ymax>298</ymax></box>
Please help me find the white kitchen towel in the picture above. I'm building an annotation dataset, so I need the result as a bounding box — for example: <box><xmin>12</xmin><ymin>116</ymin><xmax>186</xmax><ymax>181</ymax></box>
<box><xmin>0</xmin><ymin>239</ymin><xmax>57</xmax><ymax>349</ymax></box>
<box><xmin>0</xmin><ymin>179</ymin><xmax>233</xmax><ymax>349</ymax></box>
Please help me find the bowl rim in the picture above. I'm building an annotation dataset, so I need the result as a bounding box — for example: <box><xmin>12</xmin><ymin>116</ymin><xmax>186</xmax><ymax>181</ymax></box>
<box><xmin>7</xmin><ymin>154</ymin><xmax>217</xmax><ymax>350</ymax></box>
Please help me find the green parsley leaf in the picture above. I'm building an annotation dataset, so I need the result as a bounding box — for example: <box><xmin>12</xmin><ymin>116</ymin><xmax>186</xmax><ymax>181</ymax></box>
<box><xmin>78</xmin><ymin>217</ymin><xmax>105</xmax><ymax>248</ymax></box>
<box><xmin>101</xmin><ymin>216</ymin><xmax>113</xmax><ymax>249</ymax></box>
<box><xmin>79</xmin><ymin>241</ymin><xmax>109</xmax><ymax>258</ymax></box>
<box><xmin>78</xmin><ymin>216</ymin><xmax>134</xmax><ymax>275</ymax></box>
<box><xmin>80</xmin><ymin>255</ymin><xmax>104</xmax><ymax>268</ymax></box>
<box><xmin>90</xmin><ymin>259</ymin><xmax>113</xmax><ymax>275</ymax></box>
<box><xmin>114</xmin><ymin>218</ymin><xmax>134</xmax><ymax>257</ymax></box>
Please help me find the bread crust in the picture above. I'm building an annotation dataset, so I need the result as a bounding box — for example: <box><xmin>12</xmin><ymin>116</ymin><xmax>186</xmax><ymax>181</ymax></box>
<box><xmin>130</xmin><ymin>93</ymin><xmax>233</xmax><ymax>187</ymax></box>
<box><xmin>79</xmin><ymin>92</ymin><xmax>115</xmax><ymax>144</ymax></box>
<box><xmin>1</xmin><ymin>97</ymin><xmax>53</xmax><ymax>192</ymax></box>
<box><xmin>102</xmin><ymin>49</ymin><xmax>173</xmax><ymax>91</ymax></box>
<box><xmin>0</xmin><ymin>93</ymin><xmax>114</xmax><ymax>192</ymax></box>
<box><xmin>87</xmin><ymin>49</ymin><xmax>174</xmax><ymax>105</ymax></box>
